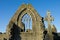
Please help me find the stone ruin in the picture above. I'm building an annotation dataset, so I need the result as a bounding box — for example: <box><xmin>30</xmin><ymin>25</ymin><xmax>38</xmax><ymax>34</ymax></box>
<box><xmin>0</xmin><ymin>4</ymin><xmax>60</xmax><ymax>40</ymax></box>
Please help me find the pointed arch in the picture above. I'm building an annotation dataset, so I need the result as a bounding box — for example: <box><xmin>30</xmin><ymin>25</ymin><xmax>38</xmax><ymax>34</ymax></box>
<box><xmin>6</xmin><ymin>4</ymin><xmax>44</xmax><ymax>34</ymax></box>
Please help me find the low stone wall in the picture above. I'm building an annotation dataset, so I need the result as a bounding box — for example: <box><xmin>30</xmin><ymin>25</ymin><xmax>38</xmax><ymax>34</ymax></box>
<box><xmin>0</xmin><ymin>33</ymin><xmax>6</xmax><ymax>40</ymax></box>
<box><xmin>20</xmin><ymin>32</ymin><xmax>36</xmax><ymax>40</ymax></box>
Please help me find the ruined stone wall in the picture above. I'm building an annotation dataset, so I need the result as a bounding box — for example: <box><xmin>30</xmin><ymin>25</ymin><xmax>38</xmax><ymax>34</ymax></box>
<box><xmin>3</xmin><ymin>4</ymin><xmax>45</xmax><ymax>40</ymax></box>
<box><xmin>0</xmin><ymin>33</ymin><xmax>7</xmax><ymax>40</ymax></box>
<box><xmin>20</xmin><ymin>32</ymin><xmax>44</xmax><ymax>40</ymax></box>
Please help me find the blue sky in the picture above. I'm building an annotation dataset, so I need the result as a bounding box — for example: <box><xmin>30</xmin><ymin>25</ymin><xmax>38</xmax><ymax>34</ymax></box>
<box><xmin>0</xmin><ymin>0</ymin><xmax>60</xmax><ymax>33</ymax></box>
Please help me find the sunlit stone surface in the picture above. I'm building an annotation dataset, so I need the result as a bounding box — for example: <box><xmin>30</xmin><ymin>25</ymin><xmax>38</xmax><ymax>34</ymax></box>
<box><xmin>0</xmin><ymin>4</ymin><xmax>60</xmax><ymax>40</ymax></box>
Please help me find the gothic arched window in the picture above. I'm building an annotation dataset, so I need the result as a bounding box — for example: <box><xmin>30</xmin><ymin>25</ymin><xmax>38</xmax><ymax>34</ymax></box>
<box><xmin>22</xmin><ymin>14</ymin><xmax>32</xmax><ymax>32</ymax></box>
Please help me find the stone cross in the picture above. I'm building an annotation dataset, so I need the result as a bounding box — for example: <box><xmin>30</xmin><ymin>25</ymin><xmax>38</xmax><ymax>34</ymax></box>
<box><xmin>44</xmin><ymin>11</ymin><xmax>54</xmax><ymax>40</ymax></box>
<box><xmin>44</xmin><ymin>11</ymin><xmax>54</xmax><ymax>25</ymax></box>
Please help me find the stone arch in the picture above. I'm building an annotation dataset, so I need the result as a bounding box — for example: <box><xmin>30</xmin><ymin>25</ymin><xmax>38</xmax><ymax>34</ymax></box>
<box><xmin>17</xmin><ymin>7</ymin><xmax>37</xmax><ymax>32</ymax></box>
<box><xmin>21</xmin><ymin>13</ymin><xmax>32</xmax><ymax>31</ymax></box>
<box><xmin>6</xmin><ymin>4</ymin><xmax>45</xmax><ymax>39</ymax></box>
